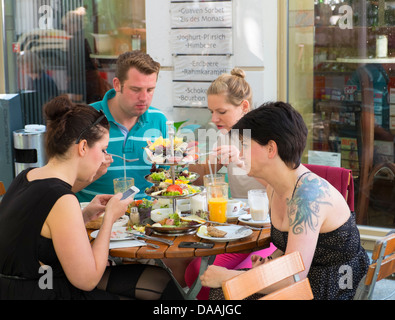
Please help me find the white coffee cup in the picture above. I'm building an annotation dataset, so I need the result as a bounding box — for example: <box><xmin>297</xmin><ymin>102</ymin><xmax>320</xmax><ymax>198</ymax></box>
<box><xmin>176</xmin><ymin>199</ymin><xmax>190</xmax><ymax>213</ymax></box>
<box><xmin>248</xmin><ymin>189</ymin><xmax>268</xmax><ymax>221</ymax></box>
<box><xmin>226</xmin><ymin>199</ymin><xmax>242</xmax><ymax>215</ymax></box>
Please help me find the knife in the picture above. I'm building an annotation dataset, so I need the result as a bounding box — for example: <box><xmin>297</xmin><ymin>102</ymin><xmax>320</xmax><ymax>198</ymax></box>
<box><xmin>205</xmin><ymin>220</ymin><xmax>262</xmax><ymax>231</ymax></box>
<box><xmin>128</xmin><ymin>232</ymin><xmax>174</xmax><ymax>246</ymax></box>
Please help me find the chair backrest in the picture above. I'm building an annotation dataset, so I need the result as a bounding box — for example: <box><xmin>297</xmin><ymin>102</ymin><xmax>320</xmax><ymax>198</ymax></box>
<box><xmin>304</xmin><ymin>164</ymin><xmax>354</xmax><ymax>211</ymax></box>
<box><xmin>354</xmin><ymin>233</ymin><xmax>395</xmax><ymax>300</ymax></box>
<box><xmin>365</xmin><ymin>233</ymin><xmax>395</xmax><ymax>297</ymax></box>
<box><xmin>0</xmin><ymin>181</ymin><xmax>5</xmax><ymax>203</ymax></box>
<box><xmin>260</xmin><ymin>278</ymin><xmax>313</xmax><ymax>300</ymax></box>
<box><xmin>0</xmin><ymin>181</ymin><xmax>5</xmax><ymax>196</ymax></box>
<box><xmin>221</xmin><ymin>251</ymin><xmax>314</xmax><ymax>300</ymax></box>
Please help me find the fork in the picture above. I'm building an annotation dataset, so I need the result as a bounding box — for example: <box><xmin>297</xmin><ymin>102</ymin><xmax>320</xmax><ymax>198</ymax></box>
<box><xmin>206</xmin><ymin>220</ymin><xmax>262</xmax><ymax>232</ymax></box>
<box><xmin>126</xmin><ymin>235</ymin><xmax>159</xmax><ymax>249</ymax></box>
<box><xmin>107</xmin><ymin>153</ymin><xmax>139</xmax><ymax>163</ymax></box>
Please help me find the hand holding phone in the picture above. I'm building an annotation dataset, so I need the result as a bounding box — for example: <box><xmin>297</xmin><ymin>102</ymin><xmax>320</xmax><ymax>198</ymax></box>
<box><xmin>121</xmin><ymin>186</ymin><xmax>140</xmax><ymax>200</ymax></box>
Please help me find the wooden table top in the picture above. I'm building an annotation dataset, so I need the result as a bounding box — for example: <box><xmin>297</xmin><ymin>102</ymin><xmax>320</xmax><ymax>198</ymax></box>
<box><xmin>94</xmin><ymin>225</ymin><xmax>271</xmax><ymax>260</ymax></box>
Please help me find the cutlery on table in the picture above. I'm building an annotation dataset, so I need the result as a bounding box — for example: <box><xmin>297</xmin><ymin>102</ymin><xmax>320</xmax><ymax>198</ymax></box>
<box><xmin>106</xmin><ymin>153</ymin><xmax>139</xmax><ymax>163</ymax></box>
<box><xmin>205</xmin><ymin>220</ymin><xmax>262</xmax><ymax>232</ymax></box>
<box><xmin>127</xmin><ymin>232</ymin><xmax>174</xmax><ymax>246</ymax></box>
<box><xmin>125</xmin><ymin>236</ymin><xmax>159</xmax><ymax>249</ymax></box>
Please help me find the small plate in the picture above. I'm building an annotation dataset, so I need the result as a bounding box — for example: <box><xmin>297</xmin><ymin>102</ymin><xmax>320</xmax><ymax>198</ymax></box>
<box><xmin>91</xmin><ymin>227</ymin><xmax>133</xmax><ymax>241</ymax></box>
<box><xmin>238</xmin><ymin>213</ymin><xmax>270</xmax><ymax>227</ymax></box>
<box><xmin>197</xmin><ymin>225</ymin><xmax>252</xmax><ymax>242</ymax></box>
<box><xmin>113</xmin><ymin>215</ymin><xmax>129</xmax><ymax>227</ymax></box>
<box><xmin>226</xmin><ymin>208</ymin><xmax>246</xmax><ymax>219</ymax></box>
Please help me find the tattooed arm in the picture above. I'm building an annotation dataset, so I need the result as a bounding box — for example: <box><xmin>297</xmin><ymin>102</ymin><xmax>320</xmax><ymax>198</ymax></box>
<box><xmin>285</xmin><ymin>174</ymin><xmax>332</xmax><ymax>280</ymax></box>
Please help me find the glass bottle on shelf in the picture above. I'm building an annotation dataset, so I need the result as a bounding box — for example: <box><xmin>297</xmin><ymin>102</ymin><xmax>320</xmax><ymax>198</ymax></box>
<box><xmin>131</xmin><ymin>34</ymin><xmax>141</xmax><ymax>50</ymax></box>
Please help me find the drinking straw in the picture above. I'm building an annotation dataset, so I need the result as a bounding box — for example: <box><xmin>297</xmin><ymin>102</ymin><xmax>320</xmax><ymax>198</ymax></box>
<box><xmin>207</xmin><ymin>159</ymin><xmax>214</xmax><ymax>185</ymax></box>
<box><xmin>214</xmin><ymin>161</ymin><xmax>217</xmax><ymax>184</ymax></box>
<box><xmin>123</xmin><ymin>155</ymin><xmax>127</xmax><ymax>181</ymax></box>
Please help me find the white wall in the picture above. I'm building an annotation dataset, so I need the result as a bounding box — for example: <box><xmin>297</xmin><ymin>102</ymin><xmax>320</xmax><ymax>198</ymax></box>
<box><xmin>146</xmin><ymin>0</ymin><xmax>278</xmax><ymax>125</ymax></box>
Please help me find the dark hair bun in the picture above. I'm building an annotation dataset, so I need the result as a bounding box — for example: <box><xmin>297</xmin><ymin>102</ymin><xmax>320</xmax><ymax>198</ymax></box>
<box><xmin>44</xmin><ymin>95</ymin><xmax>73</xmax><ymax>122</ymax></box>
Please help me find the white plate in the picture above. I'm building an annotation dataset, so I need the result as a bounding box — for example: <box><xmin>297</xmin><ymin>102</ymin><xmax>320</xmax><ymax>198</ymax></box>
<box><xmin>113</xmin><ymin>215</ymin><xmax>129</xmax><ymax>227</ymax></box>
<box><xmin>197</xmin><ymin>225</ymin><xmax>252</xmax><ymax>242</ymax></box>
<box><xmin>238</xmin><ymin>213</ymin><xmax>270</xmax><ymax>227</ymax></box>
<box><xmin>91</xmin><ymin>227</ymin><xmax>134</xmax><ymax>241</ymax></box>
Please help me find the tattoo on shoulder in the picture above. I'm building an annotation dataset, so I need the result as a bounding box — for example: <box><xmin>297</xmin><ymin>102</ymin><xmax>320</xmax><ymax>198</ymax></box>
<box><xmin>287</xmin><ymin>176</ymin><xmax>332</xmax><ymax>235</ymax></box>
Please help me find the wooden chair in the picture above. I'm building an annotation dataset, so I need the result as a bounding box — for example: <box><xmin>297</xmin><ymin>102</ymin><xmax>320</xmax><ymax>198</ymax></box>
<box><xmin>222</xmin><ymin>251</ymin><xmax>314</xmax><ymax>300</ymax></box>
<box><xmin>354</xmin><ymin>233</ymin><xmax>395</xmax><ymax>300</ymax></box>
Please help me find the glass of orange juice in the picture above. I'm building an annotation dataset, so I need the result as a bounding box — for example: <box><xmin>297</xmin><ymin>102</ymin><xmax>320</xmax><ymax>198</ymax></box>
<box><xmin>207</xmin><ymin>182</ymin><xmax>228</xmax><ymax>223</ymax></box>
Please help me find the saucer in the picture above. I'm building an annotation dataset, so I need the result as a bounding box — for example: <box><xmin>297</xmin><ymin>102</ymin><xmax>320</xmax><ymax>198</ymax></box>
<box><xmin>226</xmin><ymin>208</ymin><xmax>246</xmax><ymax>219</ymax></box>
<box><xmin>238</xmin><ymin>213</ymin><xmax>270</xmax><ymax>227</ymax></box>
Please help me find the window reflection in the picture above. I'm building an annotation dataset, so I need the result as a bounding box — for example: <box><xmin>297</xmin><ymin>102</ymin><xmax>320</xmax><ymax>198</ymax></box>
<box><xmin>309</xmin><ymin>0</ymin><xmax>395</xmax><ymax>227</ymax></box>
<box><xmin>14</xmin><ymin>0</ymin><xmax>146</xmax><ymax>123</ymax></box>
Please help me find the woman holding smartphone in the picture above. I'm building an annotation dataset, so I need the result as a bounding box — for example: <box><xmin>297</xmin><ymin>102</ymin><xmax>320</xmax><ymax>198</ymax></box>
<box><xmin>0</xmin><ymin>96</ymin><xmax>183</xmax><ymax>300</ymax></box>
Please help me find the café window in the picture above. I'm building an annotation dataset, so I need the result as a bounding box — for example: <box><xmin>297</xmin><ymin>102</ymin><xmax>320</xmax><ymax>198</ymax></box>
<box><xmin>288</xmin><ymin>0</ymin><xmax>395</xmax><ymax>228</ymax></box>
<box><xmin>8</xmin><ymin>0</ymin><xmax>146</xmax><ymax>124</ymax></box>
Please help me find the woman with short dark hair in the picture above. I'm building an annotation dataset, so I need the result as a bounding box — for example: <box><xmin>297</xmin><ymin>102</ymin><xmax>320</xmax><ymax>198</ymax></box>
<box><xmin>201</xmin><ymin>101</ymin><xmax>369</xmax><ymax>300</ymax></box>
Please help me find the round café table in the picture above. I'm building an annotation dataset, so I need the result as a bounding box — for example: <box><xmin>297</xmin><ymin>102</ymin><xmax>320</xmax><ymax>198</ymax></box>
<box><xmin>89</xmin><ymin>223</ymin><xmax>271</xmax><ymax>300</ymax></box>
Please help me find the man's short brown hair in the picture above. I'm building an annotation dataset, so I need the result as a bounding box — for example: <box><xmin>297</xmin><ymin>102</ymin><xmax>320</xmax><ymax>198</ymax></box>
<box><xmin>115</xmin><ymin>51</ymin><xmax>160</xmax><ymax>85</ymax></box>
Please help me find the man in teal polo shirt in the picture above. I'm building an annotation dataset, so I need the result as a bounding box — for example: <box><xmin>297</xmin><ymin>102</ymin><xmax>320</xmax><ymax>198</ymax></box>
<box><xmin>75</xmin><ymin>51</ymin><xmax>167</xmax><ymax>201</ymax></box>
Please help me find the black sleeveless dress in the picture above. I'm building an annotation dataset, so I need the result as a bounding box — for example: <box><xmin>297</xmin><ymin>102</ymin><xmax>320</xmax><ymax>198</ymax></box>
<box><xmin>271</xmin><ymin>212</ymin><xmax>369</xmax><ymax>300</ymax></box>
<box><xmin>0</xmin><ymin>168</ymin><xmax>117</xmax><ymax>299</ymax></box>
<box><xmin>0</xmin><ymin>169</ymin><xmax>184</xmax><ymax>300</ymax></box>
<box><xmin>209</xmin><ymin>172</ymin><xmax>369</xmax><ymax>300</ymax></box>
<box><xmin>270</xmin><ymin>171</ymin><xmax>369</xmax><ymax>300</ymax></box>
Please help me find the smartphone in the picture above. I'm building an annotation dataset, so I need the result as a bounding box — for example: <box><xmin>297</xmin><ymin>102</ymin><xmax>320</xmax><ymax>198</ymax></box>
<box><xmin>178</xmin><ymin>242</ymin><xmax>214</xmax><ymax>249</ymax></box>
<box><xmin>121</xmin><ymin>186</ymin><xmax>140</xmax><ymax>200</ymax></box>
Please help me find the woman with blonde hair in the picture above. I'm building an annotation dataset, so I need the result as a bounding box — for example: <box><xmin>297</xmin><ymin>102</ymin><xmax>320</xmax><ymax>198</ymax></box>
<box><xmin>191</xmin><ymin>67</ymin><xmax>265</xmax><ymax>197</ymax></box>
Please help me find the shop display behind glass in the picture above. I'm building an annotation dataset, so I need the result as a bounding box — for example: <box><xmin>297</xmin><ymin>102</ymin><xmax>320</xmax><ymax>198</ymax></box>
<box><xmin>12</xmin><ymin>0</ymin><xmax>146</xmax><ymax>124</ymax></box>
<box><xmin>289</xmin><ymin>0</ymin><xmax>394</xmax><ymax>228</ymax></box>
